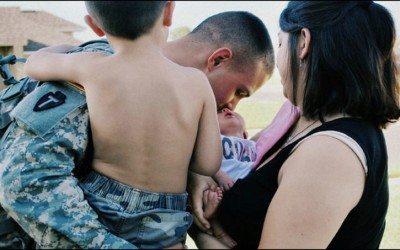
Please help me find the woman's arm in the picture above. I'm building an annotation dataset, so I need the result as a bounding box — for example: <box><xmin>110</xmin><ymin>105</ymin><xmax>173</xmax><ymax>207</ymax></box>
<box><xmin>258</xmin><ymin>135</ymin><xmax>365</xmax><ymax>248</ymax></box>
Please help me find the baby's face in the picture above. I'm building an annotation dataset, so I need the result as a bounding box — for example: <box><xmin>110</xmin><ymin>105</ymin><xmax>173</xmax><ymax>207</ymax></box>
<box><xmin>218</xmin><ymin>108</ymin><xmax>247</xmax><ymax>139</ymax></box>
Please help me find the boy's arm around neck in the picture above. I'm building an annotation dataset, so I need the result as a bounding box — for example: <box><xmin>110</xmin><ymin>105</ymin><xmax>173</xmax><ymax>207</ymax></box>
<box><xmin>24</xmin><ymin>46</ymin><xmax>104</xmax><ymax>86</ymax></box>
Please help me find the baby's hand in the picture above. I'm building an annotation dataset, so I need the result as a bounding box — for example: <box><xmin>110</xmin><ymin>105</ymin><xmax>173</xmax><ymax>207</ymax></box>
<box><xmin>213</xmin><ymin>171</ymin><xmax>235</xmax><ymax>191</ymax></box>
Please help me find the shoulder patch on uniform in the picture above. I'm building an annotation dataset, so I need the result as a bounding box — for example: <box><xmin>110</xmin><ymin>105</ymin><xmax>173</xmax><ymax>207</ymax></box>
<box><xmin>33</xmin><ymin>91</ymin><xmax>66</xmax><ymax>111</ymax></box>
<box><xmin>11</xmin><ymin>81</ymin><xmax>86</xmax><ymax>137</ymax></box>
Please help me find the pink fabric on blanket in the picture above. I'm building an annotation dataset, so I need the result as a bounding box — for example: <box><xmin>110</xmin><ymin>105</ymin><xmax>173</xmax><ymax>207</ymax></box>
<box><xmin>253</xmin><ymin>100</ymin><xmax>300</xmax><ymax>169</ymax></box>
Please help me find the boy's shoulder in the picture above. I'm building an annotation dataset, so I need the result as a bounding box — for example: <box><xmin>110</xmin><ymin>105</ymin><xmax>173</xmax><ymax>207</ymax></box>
<box><xmin>179</xmin><ymin>66</ymin><xmax>215</xmax><ymax>103</ymax></box>
<box><xmin>170</xmin><ymin>63</ymin><xmax>211</xmax><ymax>90</ymax></box>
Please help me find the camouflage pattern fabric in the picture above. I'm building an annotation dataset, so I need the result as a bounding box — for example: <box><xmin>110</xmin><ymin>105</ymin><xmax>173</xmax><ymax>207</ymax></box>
<box><xmin>0</xmin><ymin>208</ymin><xmax>34</xmax><ymax>249</ymax></box>
<box><xmin>80</xmin><ymin>171</ymin><xmax>193</xmax><ymax>248</ymax></box>
<box><xmin>0</xmin><ymin>40</ymin><xmax>137</xmax><ymax>249</ymax></box>
<box><xmin>0</xmin><ymin>77</ymin><xmax>39</xmax><ymax>138</ymax></box>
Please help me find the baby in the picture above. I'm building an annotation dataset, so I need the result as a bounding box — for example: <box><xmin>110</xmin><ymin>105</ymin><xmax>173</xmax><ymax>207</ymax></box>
<box><xmin>204</xmin><ymin>104</ymin><xmax>300</xmax><ymax>248</ymax></box>
<box><xmin>200</xmin><ymin>108</ymin><xmax>257</xmax><ymax>247</ymax></box>
<box><xmin>214</xmin><ymin>108</ymin><xmax>257</xmax><ymax>191</ymax></box>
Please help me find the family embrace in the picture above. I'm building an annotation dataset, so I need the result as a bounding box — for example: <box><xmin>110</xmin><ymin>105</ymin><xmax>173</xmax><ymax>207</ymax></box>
<box><xmin>0</xmin><ymin>1</ymin><xmax>399</xmax><ymax>249</ymax></box>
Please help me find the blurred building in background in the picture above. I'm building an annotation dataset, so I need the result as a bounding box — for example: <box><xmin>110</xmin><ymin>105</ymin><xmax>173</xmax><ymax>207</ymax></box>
<box><xmin>0</xmin><ymin>7</ymin><xmax>83</xmax><ymax>87</ymax></box>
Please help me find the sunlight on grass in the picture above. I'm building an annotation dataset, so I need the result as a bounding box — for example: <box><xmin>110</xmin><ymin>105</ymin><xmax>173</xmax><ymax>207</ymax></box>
<box><xmin>381</xmin><ymin>184</ymin><xmax>400</xmax><ymax>248</ymax></box>
<box><xmin>235</xmin><ymin>100</ymin><xmax>283</xmax><ymax>130</ymax></box>
<box><xmin>389</xmin><ymin>167</ymin><xmax>400</xmax><ymax>179</ymax></box>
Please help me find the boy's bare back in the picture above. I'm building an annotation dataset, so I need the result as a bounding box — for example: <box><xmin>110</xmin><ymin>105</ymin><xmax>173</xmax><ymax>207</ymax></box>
<box><xmin>24</xmin><ymin>1</ymin><xmax>221</xmax><ymax>194</ymax></box>
<box><xmin>26</xmin><ymin>48</ymin><xmax>221</xmax><ymax>194</ymax></box>
<box><xmin>82</xmin><ymin>51</ymin><xmax>221</xmax><ymax>193</ymax></box>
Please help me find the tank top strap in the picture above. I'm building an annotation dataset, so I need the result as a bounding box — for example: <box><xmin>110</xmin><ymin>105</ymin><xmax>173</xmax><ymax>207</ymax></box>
<box><xmin>289</xmin><ymin>130</ymin><xmax>368</xmax><ymax>175</ymax></box>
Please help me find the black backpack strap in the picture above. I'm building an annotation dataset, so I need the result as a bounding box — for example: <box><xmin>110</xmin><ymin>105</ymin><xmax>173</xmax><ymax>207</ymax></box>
<box><xmin>0</xmin><ymin>78</ymin><xmax>39</xmax><ymax>136</ymax></box>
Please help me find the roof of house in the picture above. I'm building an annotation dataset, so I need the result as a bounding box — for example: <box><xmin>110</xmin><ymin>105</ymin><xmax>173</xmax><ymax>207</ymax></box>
<box><xmin>22</xmin><ymin>9</ymin><xmax>84</xmax><ymax>33</ymax></box>
<box><xmin>0</xmin><ymin>7</ymin><xmax>84</xmax><ymax>48</ymax></box>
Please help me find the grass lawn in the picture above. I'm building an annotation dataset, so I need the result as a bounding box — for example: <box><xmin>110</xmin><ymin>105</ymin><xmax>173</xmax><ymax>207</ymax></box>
<box><xmin>389</xmin><ymin>167</ymin><xmax>400</xmax><ymax>179</ymax></box>
<box><xmin>381</xmin><ymin>183</ymin><xmax>400</xmax><ymax>248</ymax></box>
<box><xmin>235</xmin><ymin>100</ymin><xmax>284</xmax><ymax>130</ymax></box>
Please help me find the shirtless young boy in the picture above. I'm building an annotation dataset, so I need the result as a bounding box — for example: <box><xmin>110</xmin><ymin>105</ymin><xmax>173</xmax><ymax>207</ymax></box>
<box><xmin>24</xmin><ymin>1</ymin><xmax>221</xmax><ymax>248</ymax></box>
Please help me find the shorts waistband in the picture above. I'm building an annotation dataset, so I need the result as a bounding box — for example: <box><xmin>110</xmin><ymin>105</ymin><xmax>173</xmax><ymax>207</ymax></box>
<box><xmin>81</xmin><ymin>171</ymin><xmax>188</xmax><ymax>212</ymax></box>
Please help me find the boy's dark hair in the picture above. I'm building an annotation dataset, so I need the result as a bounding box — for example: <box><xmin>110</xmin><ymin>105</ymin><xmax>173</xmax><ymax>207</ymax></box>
<box><xmin>280</xmin><ymin>1</ymin><xmax>400</xmax><ymax>128</ymax></box>
<box><xmin>85</xmin><ymin>1</ymin><xmax>166</xmax><ymax>40</ymax></box>
<box><xmin>189</xmin><ymin>11</ymin><xmax>275</xmax><ymax>76</ymax></box>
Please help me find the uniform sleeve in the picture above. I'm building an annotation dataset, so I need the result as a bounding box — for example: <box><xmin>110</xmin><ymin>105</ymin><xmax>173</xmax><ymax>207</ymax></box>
<box><xmin>0</xmin><ymin>105</ymin><xmax>136</xmax><ymax>249</ymax></box>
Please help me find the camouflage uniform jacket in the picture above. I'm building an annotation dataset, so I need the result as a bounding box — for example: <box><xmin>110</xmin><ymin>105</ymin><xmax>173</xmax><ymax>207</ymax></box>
<box><xmin>0</xmin><ymin>40</ymin><xmax>137</xmax><ymax>249</ymax></box>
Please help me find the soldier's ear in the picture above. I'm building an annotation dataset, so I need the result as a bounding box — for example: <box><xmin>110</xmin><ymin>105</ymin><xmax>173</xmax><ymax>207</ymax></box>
<box><xmin>206</xmin><ymin>48</ymin><xmax>233</xmax><ymax>72</ymax></box>
<box><xmin>84</xmin><ymin>15</ymin><xmax>105</xmax><ymax>37</ymax></box>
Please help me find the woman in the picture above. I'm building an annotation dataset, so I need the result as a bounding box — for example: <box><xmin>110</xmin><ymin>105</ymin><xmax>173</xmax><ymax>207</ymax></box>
<box><xmin>188</xmin><ymin>1</ymin><xmax>400</xmax><ymax>248</ymax></box>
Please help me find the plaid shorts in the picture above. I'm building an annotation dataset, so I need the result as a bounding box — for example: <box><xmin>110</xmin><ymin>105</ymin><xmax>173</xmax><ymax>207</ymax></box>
<box><xmin>79</xmin><ymin>171</ymin><xmax>193</xmax><ymax>249</ymax></box>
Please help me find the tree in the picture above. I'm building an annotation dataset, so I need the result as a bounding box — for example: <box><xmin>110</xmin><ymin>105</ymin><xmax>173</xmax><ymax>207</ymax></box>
<box><xmin>169</xmin><ymin>26</ymin><xmax>191</xmax><ymax>41</ymax></box>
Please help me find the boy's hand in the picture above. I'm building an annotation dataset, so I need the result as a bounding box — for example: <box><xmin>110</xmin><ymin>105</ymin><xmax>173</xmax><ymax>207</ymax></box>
<box><xmin>187</xmin><ymin>172</ymin><xmax>217</xmax><ymax>234</ymax></box>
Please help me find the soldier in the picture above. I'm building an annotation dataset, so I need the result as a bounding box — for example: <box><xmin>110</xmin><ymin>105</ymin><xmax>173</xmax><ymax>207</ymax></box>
<box><xmin>0</xmin><ymin>11</ymin><xmax>274</xmax><ymax>248</ymax></box>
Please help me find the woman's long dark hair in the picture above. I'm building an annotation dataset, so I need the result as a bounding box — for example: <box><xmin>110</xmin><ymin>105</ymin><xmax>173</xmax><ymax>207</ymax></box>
<box><xmin>280</xmin><ymin>1</ymin><xmax>400</xmax><ymax>128</ymax></box>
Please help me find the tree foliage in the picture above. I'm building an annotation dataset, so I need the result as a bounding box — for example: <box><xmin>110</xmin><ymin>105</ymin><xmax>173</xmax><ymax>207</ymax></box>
<box><xmin>169</xmin><ymin>26</ymin><xmax>191</xmax><ymax>41</ymax></box>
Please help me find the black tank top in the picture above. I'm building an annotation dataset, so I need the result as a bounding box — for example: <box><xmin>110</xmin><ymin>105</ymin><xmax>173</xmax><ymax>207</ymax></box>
<box><xmin>217</xmin><ymin>118</ymin><xmax>389</xmax><ymax>249</ymax></box>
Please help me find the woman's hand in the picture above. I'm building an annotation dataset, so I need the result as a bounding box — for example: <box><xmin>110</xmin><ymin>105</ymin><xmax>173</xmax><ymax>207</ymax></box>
<box><xmin>187</xmin><ymin>171</ymin><xmax>218</xmax><ymax>234</ymax></box>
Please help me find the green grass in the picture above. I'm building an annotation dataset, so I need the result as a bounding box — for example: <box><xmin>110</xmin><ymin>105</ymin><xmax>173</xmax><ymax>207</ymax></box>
<box><xmin>389</xmin><ymin>167</ymin><xmax>400</xmax><ymax>179</ymax></box>
<box><xmin>235</xmin><ymin>100</ymin><xmax>283</xmax><ymax>130</ymax></box>
<box><xmin>381</xmin><ymin>183</ymin><xmax>400</xmax><ymax>248</ymax></box>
